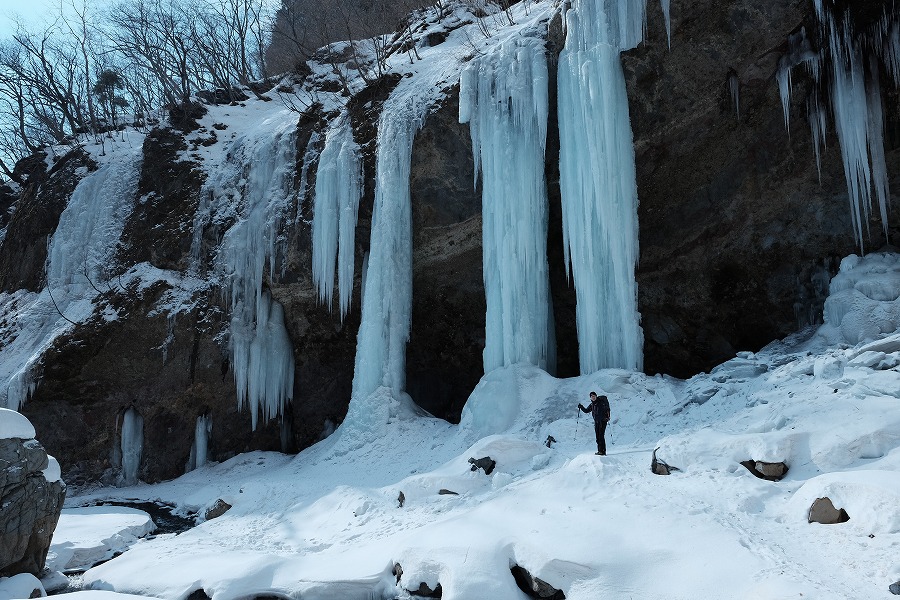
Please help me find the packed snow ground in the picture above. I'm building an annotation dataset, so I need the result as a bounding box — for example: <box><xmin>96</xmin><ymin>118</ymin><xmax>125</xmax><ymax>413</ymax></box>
<box><xmin>24</xmin><ymin>254</ymin><xmax>896</xmax><ymax>599</ymax></box>
<box><xmin>45</xmin><ymin>507</ymin><xmax>156</xmax><ymax>574</ymax></box>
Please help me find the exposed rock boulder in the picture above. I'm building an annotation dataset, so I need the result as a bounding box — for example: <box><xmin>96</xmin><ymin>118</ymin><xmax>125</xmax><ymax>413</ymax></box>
<box><xmin>0</xmin><ymin>412</ymin><xmax>66</xmax><ymax>577</ymax></box>
<box><xmin>510</xmin><ymin>565</ymin><xmax>565</xmax><ymax>600</ymax></box>
<box><xmin>204</xmin><ymin>499</ymin><xmax>232</xmax><ymax>521</ymax></box>
<box><xmin>889</xmin><ymin>581</ymin><xmax>900</xmax><ymax>595</ymax></box>
<box><xmin>808</xmin><ymin>497</ymin><xmax>850</xmax><ymax>524</ymax></box>
<box><xmin>741</xmin><ymin>460</ymin><xmax>788</xmax><ymax>481</ymax></box>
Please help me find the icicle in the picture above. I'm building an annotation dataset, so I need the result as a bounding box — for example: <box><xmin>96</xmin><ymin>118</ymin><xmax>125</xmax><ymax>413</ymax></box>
<box><xmin>312</xmin><ymin>116</ymin><xmax>363</xmax><ymax>319</ymax></box>
<box><xmin>660</xmin><ymin>0</ymin><xmax>672</xmax><ymax>48</ymax></box>
<box><xmin>808</xmin><ymin>94</ymin><xmax>827</xmax><ymax>181</ymax></box>
<box><xmin>217</xmin><ymin>113</ymin><xmax>298</xmax><ymax>430</ymax></box>
<box><xmin>459</xmin><ymin>36</ymin><xmax>554</xmax><ymax>374</ymax></box>
<box><xmin>728</xmin><ymin>69</ymin><xmax>740</xmax><ymax>120</ymax></box>
<box><xmin>119</xmin><ymin>407</ymin><xmax>143</xmax><ymax>486</ymax></box>
<box><xmin>557</xmin><ymin>0</ymin><xmax>645</xmax><ymax>374</ymax></box>
<box><xmin>775</xmin><ymin>27</ymin><xmax>820</xmax><ymax>135</ymax></box>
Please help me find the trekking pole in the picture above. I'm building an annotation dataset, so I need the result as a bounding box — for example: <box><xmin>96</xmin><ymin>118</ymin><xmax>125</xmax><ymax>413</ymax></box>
<box><xmin>574</xmin><ymin>407</ymin><xmax>580</xmax><ymax>441</ymax></box>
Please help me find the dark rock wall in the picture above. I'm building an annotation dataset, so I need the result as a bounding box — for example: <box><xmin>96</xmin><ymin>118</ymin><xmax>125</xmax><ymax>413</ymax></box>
<box><xmin>625</xmin><ymin>0</ymin><xmax>900</xmax><ymax>377</ymax></box>
<box><xmin>22</xmin><ymin>283</ymin><xmax>284</xmax><ymax>485</ymax></box>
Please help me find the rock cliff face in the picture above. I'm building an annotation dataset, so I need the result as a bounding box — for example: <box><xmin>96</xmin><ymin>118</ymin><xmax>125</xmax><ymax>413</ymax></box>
<box><xmin>3</xmin><ymin>0</ymin><xmax>898</xmax><ymax>483</ymax></box>
<box><xmin>0</xmin><ymin>417</ymin><xmax>66</xmax><ymax>577</ymax></box>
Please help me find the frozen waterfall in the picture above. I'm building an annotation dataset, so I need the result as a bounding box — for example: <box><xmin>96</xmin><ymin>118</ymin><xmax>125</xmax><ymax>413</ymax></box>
<box><xmin>312</xmin><ymin>116</ymin><xmax>363</xmax><ymax>319</ymax></box>
<box><xmin>350</xmin><ymin>107</ymin><xmax>417</xmax><ymax>403</ymax></box>
<box><xmin>557</xmin><ymin>0</ymin><xmax>646</xmax><ymax>373</ymax></box>
<box><xmin>459</xmin><ymin>36</ymin><xmax>555</xmax><ymax>374</ymax></box>
<box><xmin>0</xmin><ymin>145</ymin><xmax>143</xmax><ymax>410</ymax></box>
<box><xmin>217</xmin><ymin>113</ymin><xmax>297</xmax><ymax>430</ymax></box>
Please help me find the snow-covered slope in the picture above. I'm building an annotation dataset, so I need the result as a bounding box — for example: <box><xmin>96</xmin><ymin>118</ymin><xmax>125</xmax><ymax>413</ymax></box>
<box><xmin>39</xmin><ymin>252</ymin><xmax>898</xmax><ymax>599</ymax></box>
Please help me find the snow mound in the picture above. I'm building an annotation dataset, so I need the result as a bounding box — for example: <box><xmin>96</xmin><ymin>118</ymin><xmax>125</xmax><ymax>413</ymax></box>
<box><xmin>820</xmin><ymin>252</ymin><xmax>900</xmax><ymax>345</ymax></box>
<box><xmin>0</xmin><ymin>407</ymin><xmax>35</xmax><ymax>439</ymax></box>
<box><xmin>785</xmin><ymin>470</ymin><xmax>900</xmax><ymax>533</ymax></box>
<box><xmin>0</xmin><ymin>573</ymin><xmax>45</xmax><ymax>599</ymax></box>
<box><xmin>46</xmin><ymin>507</ymin><xmax>156</xmax><ymax>573</ymax></box>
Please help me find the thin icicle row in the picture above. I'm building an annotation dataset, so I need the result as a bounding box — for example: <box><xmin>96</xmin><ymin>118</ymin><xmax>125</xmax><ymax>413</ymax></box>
<box><xmin>459</xmin><ymin>35</ymin><xmax>555</xmax><ymax>374</ymax></box>
<box><xmin>312</xmin><ymin>117</ymin><xmax>363</xmax><ymax>319</ymax></box>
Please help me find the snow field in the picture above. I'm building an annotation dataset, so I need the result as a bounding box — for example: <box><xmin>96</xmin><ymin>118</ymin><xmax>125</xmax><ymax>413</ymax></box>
<box><xmin>69</xmin><ymin>279</ymin><xmax>900</xmax><ymax>599</ymax></box>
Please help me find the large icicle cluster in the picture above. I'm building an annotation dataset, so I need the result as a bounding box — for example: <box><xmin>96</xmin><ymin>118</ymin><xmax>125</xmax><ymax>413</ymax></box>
<box><xmin>557</xmin><ymin>0</ymin><xmax>647</xmax><ymax>374</ymax></box>
<box><xmin>778</xmin><ymin>3</ymin><xmax>898</xmax><ymax>248</ymax></box>
<box><xmin>217</xmin><ymin>114</ymin><xmax>298</xmax><ymax>430</ymax></box>
<box><xmin>459</xmin><ymin>36</ymin><xmax>555</xmax><ymax>374</ymax></box>
<box><xmin>312</xmin><ymin>116</ymin><xmax>363</xmax><ymax>319</ymax></box>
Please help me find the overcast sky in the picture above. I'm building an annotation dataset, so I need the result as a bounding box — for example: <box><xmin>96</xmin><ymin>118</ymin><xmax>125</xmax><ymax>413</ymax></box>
<box><xmin>0</xmin><ymin>0</ymin><xmax>114</xmax><ymax>40</ymax></box>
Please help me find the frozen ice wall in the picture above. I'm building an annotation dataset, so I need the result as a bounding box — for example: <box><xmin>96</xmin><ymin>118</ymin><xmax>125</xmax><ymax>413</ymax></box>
<box><xmin>119</xmin><ymin>407</ymin><xmax>143</xmax><ymax>486</ymax></box>
<box><xmin>312</xmin><ymin>116</ymin><xmax>363</xmax><ymax>319</ymax></box>
<box><xmin>0</xmin><ymin>145</ymin><xmax>143</xmax><ymax>410</ymax></box>
<box><xmin>216</xmin><ymin>113</ymin><xmax>298</xmax><ymax>430</ymax></box>
<box><xmin>459</xmin><ymin>36</ymin><xmax>555</xmax><ymax>374</ymax></box>
<box><xmin>557</xmin><ymin>0</ymin><xmax>646</xmax><ymax>373</ymax></box>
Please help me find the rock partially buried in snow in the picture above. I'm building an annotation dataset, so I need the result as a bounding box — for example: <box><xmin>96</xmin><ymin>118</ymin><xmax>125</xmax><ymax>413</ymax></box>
<box><xmin>408</xmin><ymin>581</ymin><xmax>442</xmax><ymax>597</ymax></box>
<box><xmin>651</xmin><ymin>447</ymin><xmax>680</xmax><ymax>475</ymax></box>
<box><xmin>0</xmin><ymin>572</ymin><xmax>45</xmax><ymax>598</ymax></box>
<box><xmin>510</xmin><ymin>565</ymin><xmax>565</xmax><ymax>599</ymax></box>
<box><xmin>889</xmin><ymin>581</ymin><xmax>900</xmax><ymax>595</ymax></box>
<box><xmin>740</xmin><ymin>460</ymin><xmax>788</xmax><ymax>481</ymax></box>
<box><xmin>468</xmin><ymin>456</ymin><xmax>496</xmax><ymax>475</ymax></box>
<box><xmin>808</xmin><ymin>497</ymin><xmax>850</xmax><ymax>524</ymax></box>
<box><xmin>204</xmin><ymin>499</ymin><xmax>232</xmax><ymax>521</ymax></box>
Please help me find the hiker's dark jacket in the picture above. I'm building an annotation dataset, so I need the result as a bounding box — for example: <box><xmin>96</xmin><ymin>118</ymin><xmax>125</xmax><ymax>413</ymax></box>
<box><xmin>580</xmin><ymin>396</ymin><xmax>610</xmax><ymax>423</ymax></box>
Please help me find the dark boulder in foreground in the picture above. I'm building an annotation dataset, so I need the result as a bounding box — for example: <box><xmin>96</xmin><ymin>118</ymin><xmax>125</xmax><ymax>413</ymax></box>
<box><xmin>0</xmin><ymin>422</ymin><xmax>66</xmax><ymax>577</ymax></box>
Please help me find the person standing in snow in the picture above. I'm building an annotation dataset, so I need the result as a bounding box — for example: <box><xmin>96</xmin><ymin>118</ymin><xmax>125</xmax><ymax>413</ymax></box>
<box><xmin>578</xmin><ymin>392</ymin><xmax>611</xmax><ymax>455</ymax></box>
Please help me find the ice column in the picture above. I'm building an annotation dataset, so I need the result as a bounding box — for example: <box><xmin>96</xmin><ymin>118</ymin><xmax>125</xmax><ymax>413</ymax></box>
<box><xmin>187</xmin><ymin>414</ymin><xmax>212</xmax><ymax>472</ymax></box>
<box><xmin>557</xmin><ymin>0</ymin><xmax>646</xmax><ymax>373</ymax></box>
<box><xmin>312</xmin><ymin>116</ymin><xmax>363</xmax><ymax>319</ymax></box>
<box><xmin>350</xmin><ymin>106</ymin><xmax>418</xmax><ymax>403</ymax></box>
<box><xmin>119</xmin><ymin>407</ymin><xmax>143</xmax><ymax>486</ymax></box>
<box><xmin>459</xmin><ymin>36</ymin><xmax>555</xmax><ymax>374</ymax></box>
<box><xmin>218</xmin><ymin>114</ymin><xmax>297</xmax><ymax>430</ymax></box>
